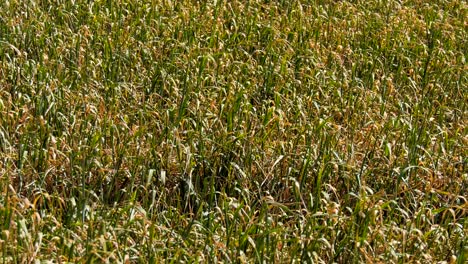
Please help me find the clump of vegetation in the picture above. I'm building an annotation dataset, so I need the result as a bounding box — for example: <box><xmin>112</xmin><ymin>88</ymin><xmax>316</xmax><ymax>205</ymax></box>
<box><xmin>0</xmin><ymin>0</ymin><xmax>466</xmax><ymax>262</ymax></box>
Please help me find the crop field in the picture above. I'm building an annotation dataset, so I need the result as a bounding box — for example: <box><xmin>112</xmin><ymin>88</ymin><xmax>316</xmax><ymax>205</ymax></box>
<box><xmin>0</xmin><ymin>0</ymin><xmax>466</xmax><ymax>262</ymax></box>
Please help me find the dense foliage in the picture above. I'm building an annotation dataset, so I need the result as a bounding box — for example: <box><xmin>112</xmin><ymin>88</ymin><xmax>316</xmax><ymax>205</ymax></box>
<box><xmin>0</xmin><ymin>0</ymin><xmax>466</xmax><ymax>262</ymax></box>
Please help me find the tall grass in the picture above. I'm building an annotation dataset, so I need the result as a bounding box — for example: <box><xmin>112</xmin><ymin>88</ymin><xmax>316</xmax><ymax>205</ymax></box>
<box><xmin>0</xmin><ymin>0</ymin><xmax>466</xmax><ymax>262</ymax></box>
